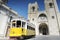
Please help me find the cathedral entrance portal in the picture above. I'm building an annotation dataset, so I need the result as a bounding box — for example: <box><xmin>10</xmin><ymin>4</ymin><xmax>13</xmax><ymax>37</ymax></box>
<box><xmin>39</xmin><ymin>23</ymin><xmax>49</xmax><ymax>35</ymax></box>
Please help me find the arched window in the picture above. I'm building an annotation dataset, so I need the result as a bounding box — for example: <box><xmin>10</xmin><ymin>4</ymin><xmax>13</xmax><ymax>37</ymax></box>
<box><xmin>39</xmin><ymin>14</ymin><xmax>47</xmax><ymax>17</ymax></box>
<box><xmin>49</xmin><ymin>3</ymin><xmax>54</xmax><ymax>8</ymax></box>
<box><xmin>38</xmin><ymin>14</ymin><xmax>47</xmax><ymax>20</ymax></box>
<box><xmin>32</xmin><ymin>6</ymin><xmax>35</xmax><ymax>12</ymax></box>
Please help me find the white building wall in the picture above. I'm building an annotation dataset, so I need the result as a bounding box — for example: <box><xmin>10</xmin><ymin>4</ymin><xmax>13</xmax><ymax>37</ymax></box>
<box><xmin>47</xmin><ymin>8</ymin><xmax>59</xmax><ymax>35</ymax></box>
<box><xmin>57</xmin><ymin>13</ymin><xmax>60</xmax><ymax>34</ymax></box>
<box><xmin>0</xmin><ymin>14</ymin><xmax>8</xmax><ymax>36</ymax></box>
<box><xmin>0</xmin><ymin>3</ymin><xmax>19</xmax><ymax>37</ymax></box>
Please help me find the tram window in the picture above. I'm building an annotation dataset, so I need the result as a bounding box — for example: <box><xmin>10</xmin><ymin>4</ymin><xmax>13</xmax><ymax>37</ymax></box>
<box><xmin>12</xmin><ymin>23</ymin><xmax>15</xmax><ymax>27</ymax></box>
<box><xmin>22</xmin><ymin>22</ymin><xmax>25</xmax><ymax>27</ymax></box>
<box><xmin>12</xmin><ymin>20</ymin><xmax>16</xmax><ymax>27</ymax></box>
<box><xmin>12</xmin><ymin>20</ymin><xmax>15</xmax><ymax>22</ymax></box>
<box><xmin>27</xmin><ymin>25</ymin><xmax>35</xmax><ymax>30</ymax></box>
<box><xmin>17</xmin><ymin>21</ymin><xmax>21</xmax><ymax>27</ymax></box>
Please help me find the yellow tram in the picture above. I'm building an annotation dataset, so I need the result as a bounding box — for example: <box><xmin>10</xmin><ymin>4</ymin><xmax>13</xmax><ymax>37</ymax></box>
<box><xmin>9</xmin><ymin>19</ymin><xmax>35</xmax><ymax>39</ymax></box>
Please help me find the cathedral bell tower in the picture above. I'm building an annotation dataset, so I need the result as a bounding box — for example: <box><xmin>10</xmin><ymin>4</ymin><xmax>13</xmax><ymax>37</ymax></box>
<box><xmin>28</xmin><ymin>2</ymin><xmax>38</xmax><ymax>23</ymax></box>
<box><xmin>45</xmin><ymin>0</ymin><xmax>59</xmax><ymax>12</ymax></box>
<box><xmin>44</xmin><ymin>0</ymin><xmax>59</xmax><ymax>35</ymax></box>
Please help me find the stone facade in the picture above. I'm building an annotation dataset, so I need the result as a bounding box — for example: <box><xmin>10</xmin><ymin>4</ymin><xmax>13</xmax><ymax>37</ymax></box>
<box><xmin>28</xmin><ymin>0</ymin><xmax>60</xmax><ymax>35</ymax></box>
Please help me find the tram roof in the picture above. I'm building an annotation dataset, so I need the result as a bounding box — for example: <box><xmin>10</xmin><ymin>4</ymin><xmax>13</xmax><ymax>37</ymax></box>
<box><xmin>11</xmin><ymin>18</ymin><xmax>27</xmax><ymax>22</ymax></box>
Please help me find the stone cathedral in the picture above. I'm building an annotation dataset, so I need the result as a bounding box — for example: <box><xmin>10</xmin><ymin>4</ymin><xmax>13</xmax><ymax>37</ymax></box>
<box><xmin>28</xmin><ymin>0</ymin><xmax>60</xmax><ymax>36</ymax></box>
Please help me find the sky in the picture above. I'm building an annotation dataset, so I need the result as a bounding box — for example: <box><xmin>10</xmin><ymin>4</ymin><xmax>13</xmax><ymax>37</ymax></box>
<box><xmin>7</xmin><ymin>0</ymin><xmax>60</xmax><ymax>19</ymax></box>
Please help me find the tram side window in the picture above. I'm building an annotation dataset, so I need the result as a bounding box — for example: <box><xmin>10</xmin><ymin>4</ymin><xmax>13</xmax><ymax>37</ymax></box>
<box><xmin>27</xmin><ymin>25</ymin><xmax>35</xmax><ymax>30</ymax></box>
<box><xmin>12</xmin><ymin>20</ymin><xmax>16</xmax><ymax>27</ymax></box>
<box><xmin>17</xmin><ymin>21</ymin><xmax>21</xmax><ymax>27</ymax></box>
<box><xmin>22</xmin><ymin>22</ymin><xmax>25</xmax><ymax>28</ymax></box>
<box><xmin>12</xmin><ymin>23</ymin><xmax>15</xmax><ymax>27</ymax></box>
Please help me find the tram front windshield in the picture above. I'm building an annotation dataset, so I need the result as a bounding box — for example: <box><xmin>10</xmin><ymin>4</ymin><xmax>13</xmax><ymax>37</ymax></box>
<box><xmin>17</xmin><ymin>21</ymin><xmax>21</xmax><ymax>27</ymax></box>
<box><xmin>12</xmin><ymin>20</ymin><xmax>21</xmax><ymax>27</ymax></box>
<box><xmin>12</xmin><ymin>20</ymin><xmax>26</xmax><ymax>28</ymax></box>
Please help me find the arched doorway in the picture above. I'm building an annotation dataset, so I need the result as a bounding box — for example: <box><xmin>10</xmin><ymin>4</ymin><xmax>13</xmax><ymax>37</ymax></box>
<box><xmin>39</xmin><ymin>23</ymin><xmax>49</xmax><ymax>35</ymax></box>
